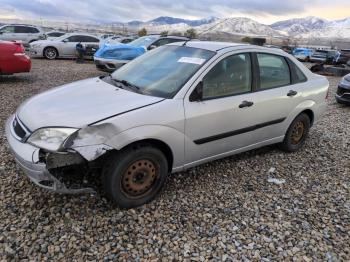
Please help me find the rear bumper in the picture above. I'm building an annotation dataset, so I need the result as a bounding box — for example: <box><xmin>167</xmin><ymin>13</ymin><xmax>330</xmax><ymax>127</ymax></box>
<box><xmin>5</xmin><ymin>115</ymin><xmax>93</xmax><ymax>194</ymax></box>
<box><xmin>94</xmin><ymin>57</ymin><xmax>129</xmax><ymax>72</ymax></box>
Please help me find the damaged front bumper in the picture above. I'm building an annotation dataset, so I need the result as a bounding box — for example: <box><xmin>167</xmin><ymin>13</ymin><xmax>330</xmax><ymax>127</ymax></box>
<box><xmin>5</xmin><ymin>116</ymin><xmax>99</xmax><ymax>194</ymax></box>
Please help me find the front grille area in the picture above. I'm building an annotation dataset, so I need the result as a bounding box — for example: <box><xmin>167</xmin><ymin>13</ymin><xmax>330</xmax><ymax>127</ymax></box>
<box><xmin>337</xmin><ymin>86</ymin><xmax>350</xmax><ymax>96</ymax></box>
<box><xmin>12</xmin><ymin>117</ymin><xmax>27</xmax><ymax>139</ymax></box>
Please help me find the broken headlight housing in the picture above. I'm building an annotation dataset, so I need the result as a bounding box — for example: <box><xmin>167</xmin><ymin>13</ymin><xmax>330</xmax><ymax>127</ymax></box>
<box><xmin>27</xmin><ymin>128</ymin><xmax>78</xmax><ymax>151</ymax></box>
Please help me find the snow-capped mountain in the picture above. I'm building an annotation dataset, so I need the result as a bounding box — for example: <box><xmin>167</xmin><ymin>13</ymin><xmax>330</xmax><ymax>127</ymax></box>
<box><xmin>148</xmin><ymin>16</ymin><xmax>218</xmax><ymax>27</ymax></box>
<box><xmin>270</xmin><ymin>16</ymin><xmax>350</xmax><ymax>38</ymax></box>
<box><xmin>271</xmin><ymin>16</ymin><xmax>328</xmax><ymax>35</ymax></box>
<box><xmin>198</xmin><ymin>17</ymin><xmax>281</xmax><ymax>37</ymax></box>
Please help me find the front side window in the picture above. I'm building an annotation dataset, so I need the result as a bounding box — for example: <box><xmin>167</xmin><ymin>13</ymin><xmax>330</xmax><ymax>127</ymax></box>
<box><xmin>128</xmin><ymin>36</ymin><xmax>159</xmax><ymax>48</ymax></box>
<box><xmin>202</xmin><ymin>53</ymin><xmax>252</xmax><ymax>99</ymax></box>
<box><xmin>111</xmin><ymin>45</ymin><xmax>215</xmax><ymax>98</ymax></box>
<box><xmin>257</xmin><ymin>53</ymin><xmax>291</xmax><ymax>90</ymax></box>
<box><xmin>0</xmin><ymin>26</ymin><xmax>15</xmax><ymax>33</ymax></box>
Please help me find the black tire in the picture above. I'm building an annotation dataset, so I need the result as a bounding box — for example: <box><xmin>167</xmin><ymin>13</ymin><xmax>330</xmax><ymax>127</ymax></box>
<box><xmin>102</xmin><ymin>145</ymin><xmax>168</xmax><ymax>208</ymax></box>
<box><xmin>44</xmin><ymin>47</ymin><xmax>58</xmax><ymax>60</ymax></box>
<box><xmin>279</xmin><ymin>113</ymin><xmax>311</xmax><ymax>152</ymax></box>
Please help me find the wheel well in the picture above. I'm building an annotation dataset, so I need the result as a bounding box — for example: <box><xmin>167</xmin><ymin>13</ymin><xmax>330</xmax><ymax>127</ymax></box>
<box><xmin>122</xmin><ymin>139</ymin><xmax>174</xmax><ymax>172</ymax></box>
<box><xmin>301</xmin><ymin>109</ymin><xmax>314</xmax><ymax>126</ymax></box>
<box><xmin>43</xmin><ymin>46</ymin><xmax>59</xmax><ymax>57</ymax></box>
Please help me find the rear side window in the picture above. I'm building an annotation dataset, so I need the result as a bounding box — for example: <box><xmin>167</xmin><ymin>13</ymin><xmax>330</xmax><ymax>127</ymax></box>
<box><xmin>257</xmin><ymin>53</ymin><xmax>291</xmax><ymax>90</ymax></box>
<box><xmin>288</xmin><ymin>59</ymin><xmax>307</xmax><ymax>83</ymax></box>
<box><xmin>202</xmin><ymin>53</ymin><xmax>252</xmax><ymax>99</ymax></box>
<box><xmin>15</xmin><ymin>26</ymin><xmax>38</xmax><ymax>33</ymax></box>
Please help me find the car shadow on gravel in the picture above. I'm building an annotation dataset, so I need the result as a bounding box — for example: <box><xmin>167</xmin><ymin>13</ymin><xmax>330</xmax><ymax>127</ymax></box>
<box><xmin>0</xmin><ymin>75</ymin><xmax>33</xmax><ymax>84</ymax></box>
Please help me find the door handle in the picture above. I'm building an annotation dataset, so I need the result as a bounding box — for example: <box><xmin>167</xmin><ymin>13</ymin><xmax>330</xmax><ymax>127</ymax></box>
<box><xmin>239</xmin><ymin>101</ymin><xmax>254</xmax><ymax>108</ymax></box>
<box><xmin>287</xmin><ymin>90</ymin><xmax>298</xmax><ymax>97</ymax></box>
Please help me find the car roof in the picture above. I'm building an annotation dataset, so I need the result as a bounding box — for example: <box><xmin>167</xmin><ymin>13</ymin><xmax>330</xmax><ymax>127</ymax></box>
<box><xmin>63</xmin><ymin>33</ymin><xmax>100</xmax><ymax>38</ymax></box>
<box><xmin>161</xmin><ymin>36</ymin><xmax>189</xmax><ymax>40</ymax></box>
<box><xmin>169</xmin><ymin>41</ymin><xmax>258</xmax><ymax>51</ymax></box>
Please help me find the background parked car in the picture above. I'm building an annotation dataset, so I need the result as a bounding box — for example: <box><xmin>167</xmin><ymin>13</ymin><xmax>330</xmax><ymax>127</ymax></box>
<box><xmin>100</xmin><ymin>36</ymin><xmax>136</xmax><ymax>47</ymax></box>
<box><xmin>29</xmin><ymin>33</ymin><xmax>100</xmax><ymax>59</ymax></box>
<box><xmin>310</xmin><ymin>50</ymin><xmax>340</xmax><ymax>64</ymax></box>
<box><xmin>334</xmin><ymin>49</ymin><xmax>350</xmax><ymax>65</ymax></box>
<box><xmin>292</xmin><ymin>48</ymin><xmax>314</xmax><ymax>62</ymax></box>
<box><xmin>0</xmin><ymin>24</ymin><xmax>45</xmax><ymax>45</ymax></box>
<box><xmin>0</xmin><ymin>40</ymin><xmax>31</xmax><ymax>74</ymax></box>
<box><xmin>94</xmin><ymin>35</ymin><xmax>189</xmax><ymax>72</ymax></box>
<box><xmin>335</xmin><ymin>73</ymin><xmax>350</xmax><ymax>104</ymax></box>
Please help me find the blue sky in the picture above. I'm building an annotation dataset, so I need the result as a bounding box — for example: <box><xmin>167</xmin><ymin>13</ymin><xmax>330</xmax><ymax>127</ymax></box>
<box><xmin>0</xmin><ymin>0</ymin><xmax>349</xmax><ymax>24</ymax></box>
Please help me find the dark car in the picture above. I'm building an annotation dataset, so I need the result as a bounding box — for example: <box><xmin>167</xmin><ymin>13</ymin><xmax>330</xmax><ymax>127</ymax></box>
<box><xmin>334</xmin><ymin>49</ymin><xmax>350</xmax><ymax>65</ymax></box>
<box><xmin>310</xmin><ymin>50</ymin><xmax>339</xmax><ymax>64</ymax></box>
<box><xmin>336</xmin><ymin>73</ymin><xmax>350</xmax><ymax>104</ymax></box>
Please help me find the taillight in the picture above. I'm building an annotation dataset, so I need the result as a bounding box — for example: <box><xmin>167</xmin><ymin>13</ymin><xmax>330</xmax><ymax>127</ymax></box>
<box><xmin>14</xmin><ymin>42</ymin><xmax>25</xmax><ymax>54</ymax></box>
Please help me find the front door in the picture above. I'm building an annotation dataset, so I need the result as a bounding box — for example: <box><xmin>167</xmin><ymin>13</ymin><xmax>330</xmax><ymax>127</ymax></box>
<box><xmin>184</xmin><ymin>53</ymin><xmax>259</xmax><ymax>165</ymax></box>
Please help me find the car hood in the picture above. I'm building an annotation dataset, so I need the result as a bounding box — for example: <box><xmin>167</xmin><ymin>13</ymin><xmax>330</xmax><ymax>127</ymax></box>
<box><xmin>17</xmin><ymin>77</ymin><xmax>164</xmax><ymax>131</ymax></box>
<box><xmin>94</xmin><ymin>43</ymin><xmax>146</xmax><ymax>60</ymax></box>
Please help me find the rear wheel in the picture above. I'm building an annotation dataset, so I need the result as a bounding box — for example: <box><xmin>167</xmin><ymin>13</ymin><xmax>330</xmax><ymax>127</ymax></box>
<box><xmin>280</xmin><ymin>113</ymin><xmax>311</xmax><ymax>152</ymax></box>
<box><xmin>102</xmin><ymin>145</ymin><xmax>168</xmax><ymax>208</ymax></box>
<box><xmin>44</xmin><ymin>47</ymin><xmax>58</xmax><ymax>60</ymax></box>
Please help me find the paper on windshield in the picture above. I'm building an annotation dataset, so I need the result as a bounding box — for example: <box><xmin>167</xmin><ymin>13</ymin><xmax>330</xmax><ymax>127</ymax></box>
<box><xmin>178</xmin><ymin>57</ymin><xmax>206</xmax><ymax>65</ymax></box>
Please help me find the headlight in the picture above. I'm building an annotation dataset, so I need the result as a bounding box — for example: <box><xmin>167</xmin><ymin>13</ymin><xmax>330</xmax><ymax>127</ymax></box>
<box><xmin>27</xmin><ymin>128</ymin><xmax>78</xmax><ymax>151</ymax></box>
<box><xmin>30</xmin><ymin>43</ymin><xmax>41</xmax><ymax>48</ymax></box>
<box><xmin>340</xmin><ymin>77</ymin><xmax>350</xmax><ymax>87</ymax></box>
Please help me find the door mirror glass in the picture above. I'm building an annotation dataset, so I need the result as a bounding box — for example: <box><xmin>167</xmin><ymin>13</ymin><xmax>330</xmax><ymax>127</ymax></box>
<box><xmin>189</xmin><ymin>82</ymin><xmax>203</xmax><ymax>102</ymax></box>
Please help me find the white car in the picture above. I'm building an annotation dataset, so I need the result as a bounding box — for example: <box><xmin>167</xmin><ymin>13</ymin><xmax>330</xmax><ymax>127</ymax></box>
<box><xmin>6</xmin><ymin>41</ymin><xmax>329</xmax><ymax>208</ymax></box>
<box><xmin>100</xmin><ymin>36</ymin><xmax>135</xmax><ymax>47</ymax></box>
<box><xmin>0</xmin><ymin>24</ymin><xmax>45</xmax><ymax>45</ymax></box>
<box><xmin>29</xmin><ymin>33</ymin><xmax>100</xmax><ymax>59</ymax></box>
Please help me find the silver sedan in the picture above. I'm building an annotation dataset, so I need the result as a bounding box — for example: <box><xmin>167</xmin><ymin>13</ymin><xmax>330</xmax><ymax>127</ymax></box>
<box><xmin>6</xmin><ymin>41</ymin><xmax>329</xmax><ymax>208</ymax></box>
<box><xmin>29</xmin><ymin>33</ymin><xmax>100</xmax><ymax>59</ymax></box>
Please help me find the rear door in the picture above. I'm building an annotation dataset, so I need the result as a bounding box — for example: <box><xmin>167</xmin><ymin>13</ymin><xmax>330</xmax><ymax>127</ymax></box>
<box><xmin>248</xmin><ymin>52</ymin><xmax>306</xmax><ymax>143</ymax></box>
<box><xmin>14</xmin><ymin>26</ymin><xmax>32</xmax><ymax>43</ymax></box>
<box><xmin>184</xmin><ymin>52</ymin><xmax>259</xmax><ymax>164</ymax></box>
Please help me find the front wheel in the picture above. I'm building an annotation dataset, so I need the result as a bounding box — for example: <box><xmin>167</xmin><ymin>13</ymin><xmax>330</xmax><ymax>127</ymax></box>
<box><xmin>44</xmin><ymin>47</ymin><xmax>58</xmax><ymax>60</ymax></box>
<box><xmin>102</xmin><ymin>145</ymin><xmax>168</xmax><ymax>208</ymax></box>
<box><xmin>279</xmin><ymin>113</ymin><xmax>311</xmax><ymax>152</ymax></box>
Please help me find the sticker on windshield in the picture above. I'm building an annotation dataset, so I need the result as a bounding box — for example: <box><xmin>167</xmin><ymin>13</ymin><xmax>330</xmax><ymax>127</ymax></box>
<box><xmin>178</xmin><ymin>57</ymin><xmax>206</xmax><ymax>65</ymax></box>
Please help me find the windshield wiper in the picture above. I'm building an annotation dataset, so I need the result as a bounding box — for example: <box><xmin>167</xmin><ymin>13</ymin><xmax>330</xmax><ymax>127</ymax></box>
<box><xmin>112</xmin><ymin>77</ymin><xmax>141</xmax><ymax>93</ymax></box>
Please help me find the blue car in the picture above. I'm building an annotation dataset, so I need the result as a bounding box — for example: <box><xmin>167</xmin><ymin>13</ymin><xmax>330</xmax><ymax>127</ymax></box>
<box><xmin>94</xmin><ymin>35</ymin><xmax>189</xmax><ymax>72</ymax></box>
<box><xmin>292</xmin><ymin>48</ymin><xmax>314</xmax><ymax>62</ymax></box>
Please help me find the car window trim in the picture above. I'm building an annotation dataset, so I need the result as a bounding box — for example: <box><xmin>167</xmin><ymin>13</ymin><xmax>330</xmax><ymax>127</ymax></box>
<box><xmin>196</xmin><ymin>52</ymin><xmax>255</xmax><ymax>101</ymax></box>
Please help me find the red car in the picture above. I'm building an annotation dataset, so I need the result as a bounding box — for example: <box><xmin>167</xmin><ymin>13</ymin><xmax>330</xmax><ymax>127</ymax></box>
<box><xmin>0</xmin><ymin>41</ymin><xmax>31</xmax><ymax>74</ymax></box>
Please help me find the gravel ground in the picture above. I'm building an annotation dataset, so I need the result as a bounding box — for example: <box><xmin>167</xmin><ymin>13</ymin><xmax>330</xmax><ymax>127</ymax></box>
<box><xmin>0</xmin><ymin>59</ymin><xmax>349</xmax><ymax>261</ymax></box>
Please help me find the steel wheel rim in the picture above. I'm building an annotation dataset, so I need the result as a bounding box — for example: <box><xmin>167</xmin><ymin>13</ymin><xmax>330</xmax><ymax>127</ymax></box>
<box><xmin>121</xmin><ymin>159</ymin><xmax>158</xmax><ymax>198</ymax></box>
<box><xmin>291</xmin><ymin>121</ymin><xmax>305</xmax><ymax>145</ymax></box>
<box><xmin>45</xmin><ymin>49</ymin><xmax>56</xmax><ymax>59</ymax></box>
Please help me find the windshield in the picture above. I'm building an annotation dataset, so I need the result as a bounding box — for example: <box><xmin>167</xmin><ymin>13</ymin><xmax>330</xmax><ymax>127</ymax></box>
<box><xmin>111</xmin><ymin>45</ymin><xmax>215</xmax><ymax>98</ymax></box>
<box><xmin>129</xmin><ymin>36</ymin><xmax>159</xmax><ymax>47</ymax></box>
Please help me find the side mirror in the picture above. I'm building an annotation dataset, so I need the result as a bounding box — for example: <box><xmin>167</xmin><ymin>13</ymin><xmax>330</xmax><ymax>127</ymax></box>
<box><xmin>148</xmin><ymin>45</ymin><xmax>157</xmax><ymax>50</ymax></box>
<box><xmin>189</xmin><ymin>82</ymin><xmax>203</xmax><ymax>102</ymax></box>
<box><xmin>62</xmin><ymin>39</ymin><xmax>68</xmax><ymax>43</ymax></box>
<box><xmin>0</xmin><ymin>32</ymin><xmax>3</xmax><ymax>35</ymax></box>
